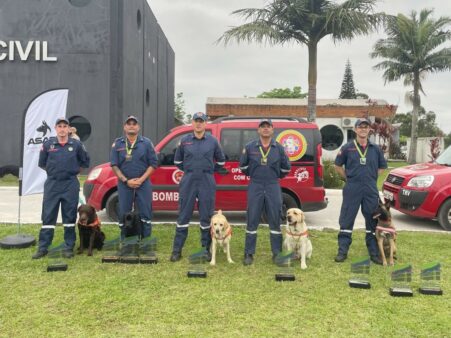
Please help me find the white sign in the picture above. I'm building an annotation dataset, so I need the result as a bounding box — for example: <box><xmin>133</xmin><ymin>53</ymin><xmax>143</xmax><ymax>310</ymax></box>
<box><xmin>0</xmin><ymin>41</ymin><xmax>57</xmax><ymax>62</ymax></box>
<box><xmin>21</xmin><ymin>89</ymin><xmax>69</xmax><ymax>196</ymax></box>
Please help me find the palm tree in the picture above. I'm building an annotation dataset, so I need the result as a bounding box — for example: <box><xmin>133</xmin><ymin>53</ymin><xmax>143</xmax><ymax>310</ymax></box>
<box><xmin>218</xmin><ymin>0</ymin><xmax>385</xmax><ymax>122</ymax></box>
<box><xmin>371</xmin><ymin>9</ymin><xmax>451</xmax><ymax>163</ymax></box>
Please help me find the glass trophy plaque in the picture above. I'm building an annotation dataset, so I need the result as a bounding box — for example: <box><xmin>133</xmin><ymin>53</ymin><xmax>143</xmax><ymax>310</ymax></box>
<box><xmin>101</xmin><ymin>237</ymin><xmax>121</xmax><ymax>263</ymax></box>
<box><xmin>348</xmin><ymin>256</ymin><xmax>371</xmax><ymax>289</ymax></box>
<box><xmin>187</xmin><ymin>248</ymin><xmax>208</xmax><ymax>278</ymax></box>
<box><xmin>119</xmin><ymin>235</ymin><xmax>140</xmax><ymax>264</ymax></box>
<box><xmin>419</xmin><ymin>262</ymin><xmax>443</xmax><ymax>295</ymax></box>
<box><xmin>275</xmin><ymin>251</ymin><xmax>295</xmax><ymax>281</ymax></box>
<box><xmin>139</xmin><ymin>237</ymin><xmax>158</xmax><ymax>264</ymax></box>
<box><xmin>47</xmin><ymin>243</ymin><xmax>68</xmax><ymax>272</ymax></box>
<box><xmin>390</xmin><ymin>264</ymin><xmax>413</xmax><ymax>297</ymax></box>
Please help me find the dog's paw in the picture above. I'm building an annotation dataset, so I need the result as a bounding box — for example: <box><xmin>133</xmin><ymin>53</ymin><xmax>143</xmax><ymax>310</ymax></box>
<box><xmin>77</xmin><ymin>250</ymin><xmax>83</xmax><ymax>255</ymax></box>
<box><xmin>301</xmin><ymin>263</ymin><xmax>307</xmax><ymax>270</ymax></box>
<box><xmin>228</xmin><ymin>259</ymin><xmax>234</xmax><ymax>264</ymax></box>
<box><xmin>210</xmin><ymin>261</ymin><xmax>216</xmax><ymax>266</ymax></box>
<box><xmin>87</xmin><ymin>252</ymin><xmax>93</xmax><ymax>256</ymax></box>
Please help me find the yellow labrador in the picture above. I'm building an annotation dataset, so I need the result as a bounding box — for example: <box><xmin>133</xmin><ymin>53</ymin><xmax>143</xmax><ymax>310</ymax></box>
<box><xmin>284</xmin><ymin>208</ymin><xmax>313</xmax><ymax>270</ymax></box>
<box><xmin>210</xmin><ymin>210</ymin><xmax>234</xmax><ymax>266</ymax></box>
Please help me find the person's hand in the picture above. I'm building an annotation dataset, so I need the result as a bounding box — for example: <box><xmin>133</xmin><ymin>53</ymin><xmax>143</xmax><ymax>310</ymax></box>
<box><xmin>127</xmin><ymin>178</ymin><xmax>142</xmax><ymax>188</ymax></box>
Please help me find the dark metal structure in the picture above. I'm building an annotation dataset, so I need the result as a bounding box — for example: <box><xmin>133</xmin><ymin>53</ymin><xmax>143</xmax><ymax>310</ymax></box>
<box><xmin>0</xmin><ymin>0</ymin><xmax>174</xmax><ymax>170</ymax></box>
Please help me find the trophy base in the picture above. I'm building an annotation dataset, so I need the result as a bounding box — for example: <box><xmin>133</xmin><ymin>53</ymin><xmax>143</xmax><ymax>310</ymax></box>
<box><xmin>120</xmin><ymin>256</ymin><xmax>140</xmax><ymax>264</ymax></box>
<box><xmin>47</xmin><ymin>263</ymin><xmax>68</xmax><ymax>272</ymax></box>
<box><xmin>389</xmin><ymin>287</ymin><xmax>413</xmax><ymax>297</ymax></box>
<box><xmin>140</xmin><ymin>256</ymin><xmax>158</xmax><ymax>264</ymax></box>
<box><xmin>348</xmin><ymin>279</ymin><xmax>371</xmax><ymax>289</ymax></box>
<box><xmin>275</xmin><ymin>273</ymin><xmax>296</xmax><ymax>281</ymax></box>
<box><xmin>419</xmin><ymin>287</ymin><xmax>443</xmax><ymax>295</ymax></box>
<box><xmin>187</xmin><ymin>271</ymin><xmax>207</xmax><ymax>278</ymax></box>
<box><xmin>102</xmin><ymin>255</ymin><xmax>120</xmax><ymax>263</ymax></box>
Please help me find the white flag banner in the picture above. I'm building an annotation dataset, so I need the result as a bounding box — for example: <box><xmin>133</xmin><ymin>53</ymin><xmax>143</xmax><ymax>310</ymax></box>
<box><xmin>21</xmin><ymin>89</ymin><xmax>69</xmax><ymax>196</ymax></box>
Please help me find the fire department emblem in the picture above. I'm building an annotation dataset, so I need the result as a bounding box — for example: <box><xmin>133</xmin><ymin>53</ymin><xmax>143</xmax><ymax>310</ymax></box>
<box><xmin>172</xmin><ymin>169</ymin><xmax>184</xmax><ymax>184</ymax></box>
<box><xmin>276</xmin><ymin>130</ymin><xmax>307</xmax><ymax>161</ymax></box>
<box><xmin>294</xmin><ymin>167</ymin><xmax>309</xmax><ymax>183</ymax></box>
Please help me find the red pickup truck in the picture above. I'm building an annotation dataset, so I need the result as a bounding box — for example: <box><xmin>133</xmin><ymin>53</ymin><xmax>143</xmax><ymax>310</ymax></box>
<box><xmin>382</xmin><ymin>145</ymin><xmax>451</xmax><ymax>231</ymax></box>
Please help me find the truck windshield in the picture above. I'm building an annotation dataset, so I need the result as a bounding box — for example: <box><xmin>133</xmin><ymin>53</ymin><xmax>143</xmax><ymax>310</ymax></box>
<box><xmin>436</xmin><ymin>146</ymin><xmax>451</xmax><ymax>166</ymax></box>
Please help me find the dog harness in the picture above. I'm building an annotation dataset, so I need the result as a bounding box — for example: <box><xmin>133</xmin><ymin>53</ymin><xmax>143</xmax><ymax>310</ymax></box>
<box><xmin>85</xmin><ymin>217</ymin><xmax>101</xmax><ymax>229</ymax></box>
<box><xmin>376</xmin><ymin>224</ymin><xmax>396</xmax><ymax>235</ymax></box>
<box><xmin>210</xmin><ymin>226</ymin><xmax>232</xmax><ymax>241</ymax></box>
<box><xmin>286</xmin><ymin>230</ymin><xmax>309</xmax><ymax>238</ymax></box>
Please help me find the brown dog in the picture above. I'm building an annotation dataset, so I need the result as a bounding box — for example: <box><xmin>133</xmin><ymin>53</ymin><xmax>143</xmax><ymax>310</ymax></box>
<box><xmin>373</xmin><ymin>201</ymin><xmax>397</xmax><ymax>266</ymax></box>
<box><xmin>77</xmin><ymin>204</ymin><xmax>105</xmax><ymax>256</ymax></box>
<box><xmin>210</xmin><ymin>210</ymin><xmax>233</xmax><ymax>266</ymax></box>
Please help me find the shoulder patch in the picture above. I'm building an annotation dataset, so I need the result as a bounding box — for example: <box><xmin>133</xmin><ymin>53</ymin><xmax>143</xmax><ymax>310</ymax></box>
<box><xmin>242</xmin><ymin>148</ymin><xmax>246</xmax><ymax>155</ymax></box>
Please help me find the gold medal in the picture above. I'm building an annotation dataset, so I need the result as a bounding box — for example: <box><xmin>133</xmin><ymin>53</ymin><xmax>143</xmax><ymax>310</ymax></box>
<box><xmin>360</xmin><ymin>158</ymin><xmax>366</xmax><ymax>165</ymax></box>
<box><xmin>125</xmin><ymin>154</ymin><xmax>132</xmax><ymax>161</ymax></box>
<box><xmin>259</xmin><ymin>145</ymin><xmax>271</xmax><ymax>166</ymax></box>
<box><xmin>354</xmin><ymin>140</ymin><xmax>368</xmax><ymax>166</ymax></box>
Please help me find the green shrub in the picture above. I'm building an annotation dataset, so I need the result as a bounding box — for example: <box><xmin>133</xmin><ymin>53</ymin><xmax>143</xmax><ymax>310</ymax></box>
<box><xmin>323</xmin><ymin>160</ymin><xmax>344</xmax><ymax>189</ymax></box>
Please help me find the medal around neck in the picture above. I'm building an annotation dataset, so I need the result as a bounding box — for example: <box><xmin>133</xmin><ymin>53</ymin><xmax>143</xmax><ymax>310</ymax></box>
<box><xmin>187</xmin><ymin>248</ymin><xmax>208</xmax><ymax>278</ymax></box>
<box><xmin>348</xmin><ymin>256</ymin><xmax>371</xmax><ymax>289</ymax></box>
<box><xmin>275</xmin><ymin>251</ymin><xmax>296</xmax><ymax>281</ymax></box>
<box><xmin>47</xmin><ymin>243</ymin><xmax>68</xmax><ymax>272</ymax></box>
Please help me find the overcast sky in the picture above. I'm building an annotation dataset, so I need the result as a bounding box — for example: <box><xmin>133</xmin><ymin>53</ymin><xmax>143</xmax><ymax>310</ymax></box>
<box><xmin>148</xmin><ymin>0</ymin><xmax>451</xmax><ymax>133</ymax></box>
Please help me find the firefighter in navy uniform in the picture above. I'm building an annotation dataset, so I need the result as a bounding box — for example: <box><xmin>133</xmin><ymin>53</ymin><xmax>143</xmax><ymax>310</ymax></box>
<box><xmin>110</xmin><ymin>115</ymin><xmax>158</xmax><ymax>240</ymax></box>
<box><xmin>32</xmin><ymin>117</ymin><xmax>90</xmax><ymax>259</ymax></box>
<box><xmin>334</xmin><ymin>118</ymin><xmax>387</xmax><ymax>265</ymax></box>
<box><xmin>170</xmin><ymin>112</ymin><xmax>226</xmax><ymax>262</ymax></box>
<box><xmin>240</xmin><ymin>119</ymin><xmax>291</xmax><ymax>265</ymax></box>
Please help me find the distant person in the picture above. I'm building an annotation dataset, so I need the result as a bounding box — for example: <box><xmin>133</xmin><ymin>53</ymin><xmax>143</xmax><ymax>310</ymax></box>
<box><xmin>169</xmin><ymin>112</ymin><xmax>226</xmax><ymax>262</ymax></box>
<box><xmin>334</xmin><ymin>118</ymin><xmax>387</xmax><ymax>265</ymax></box>
<box><xmin>239</xmin><ymin>119</ymin><xmax>291</xmax><ymax>265</ymax></box>
<box><xmin>110</xmin><ymin>115</ymin><xmax>158</xmax><ymax>239</ymax></box>
<box><xmin>32</xmin><ymin>117</ymin><xmax>90</xmax><ymax>259</ymax></box>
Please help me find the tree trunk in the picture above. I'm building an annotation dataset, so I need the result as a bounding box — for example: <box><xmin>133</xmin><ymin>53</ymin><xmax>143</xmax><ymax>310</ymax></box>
<box><xmin>307</xmin><ymin>41</ymin><xmax>318</xmax><ymax>122</ymax></box>
<box><xmin>407</xmin><ymin>73</ymin><xmax>420</xmax><ymax>164</ymax></box>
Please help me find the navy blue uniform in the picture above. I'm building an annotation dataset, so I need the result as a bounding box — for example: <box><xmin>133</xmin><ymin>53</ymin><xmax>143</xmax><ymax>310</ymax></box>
<box><xmin>239</xmin><ymin>139</ymin><xmax>291</xmax><ymax>256</ymax></box>
<box><xmin>172</xmin><ymin>133</ymin><xmax>225</xmax><ymax>253</ymax></box>
<box><xmin>37</xmin><ymin>137</ymin><xmax>90</xmax><ymax>252</ymax></box>
<box><xmin>111</xmin><ymin>136</ymin><xmax>158</xmax><ymax>239</ymax></box>
<box><xmin>335</xmin><ymin>140</ymin><xmax>387</xmax><ymax>257</ymax></box>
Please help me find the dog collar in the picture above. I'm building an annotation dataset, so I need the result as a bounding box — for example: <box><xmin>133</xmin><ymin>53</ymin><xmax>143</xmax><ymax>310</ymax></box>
<box><xmin>376</xmin><ymin>225</ymin><xmax>396</xmax><ymax>235</ymax></box>
<box><xmin>211</xmin><ymin>226</ymin><xmax>232</xmax><ymax>241</ymax></box>
<box><xmin>286</xmin><ymin>230</ymin><xmax>308</xmax><ymax>237</ymax></box>
<box><xmin>86</xmin><ymin>217</ymin><xmax>101</xmax><ymax>228</ymax></box>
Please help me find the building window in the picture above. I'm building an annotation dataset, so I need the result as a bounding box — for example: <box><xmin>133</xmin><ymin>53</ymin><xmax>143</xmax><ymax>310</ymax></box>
<box><xmin>68</xmin><ymin>116</ymin><xmax>91</xmax><ymax>142</ymax></box>
<box><xmin>320</xmin><ymin>125</ymin><xmax>343</xmax><ymax>151</ymax></box>
<box><xmin>68</xmin><ymin>0</ymin><xmax>91</xmax><ymax>7</ymax></box>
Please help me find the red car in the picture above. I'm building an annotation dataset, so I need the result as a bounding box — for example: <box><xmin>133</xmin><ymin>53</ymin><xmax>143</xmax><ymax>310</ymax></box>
<box><xmin>382</xmin><ymin>145</ymin><xmax>451</xmax><ymax>231</ymax></box>
<box><xmin>83</xmin><ymin>117</ymin><xmax>327</xmax><ymax>221</ymax></box>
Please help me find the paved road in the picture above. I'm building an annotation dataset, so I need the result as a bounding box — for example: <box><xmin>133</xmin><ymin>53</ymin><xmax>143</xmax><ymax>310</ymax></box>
<box><xmin>0</xmin><ymin>187</ymin><xmax>447</xmax><ymax>233</ymax></box>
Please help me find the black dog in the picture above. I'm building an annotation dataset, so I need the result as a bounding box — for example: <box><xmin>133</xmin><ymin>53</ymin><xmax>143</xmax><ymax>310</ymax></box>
<box><xmin>123</xmin><ymin>210</ymin><xmax>142</xmax><ymax>238</ymax></box>
<box><xmin>77</xmin><ymin>204</ymin><xmax>105</xmax><ymax>256</ymax></box>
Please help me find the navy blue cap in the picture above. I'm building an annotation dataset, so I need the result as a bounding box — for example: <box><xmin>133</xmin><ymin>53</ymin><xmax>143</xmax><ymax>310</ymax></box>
<box><xmin>355</xmin><ymin>118</ymin><xmax>371</xmax><ymax>127</ymax></box>
<box><xmin>124</xmin><ymin>115</ymin><xmax>139</xmax><ymax>124</ymax></box>
<box><xmin>55</xmin><ymin>117</ymin><xmax>69</xmax><ymax>125</ymax></box>
<box><xmin>258</xmin><ymin>118</ymin><xmax>273</xmax><ymax>127</ymax></box>
<box><xmin>192</xmin><ymin>112</ymin><xmax>208</xmax><ymax>121</ymax></box>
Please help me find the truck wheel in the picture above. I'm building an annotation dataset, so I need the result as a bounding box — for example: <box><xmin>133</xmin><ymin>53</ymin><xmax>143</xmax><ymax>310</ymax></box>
<box><xmin>438</xmin><ymin>199</ymin><xmax>451</xmax><ymax>231</ymax></box>
<box><xmin>105</xmin><ymin>192</ymin><xmax>119</xmax><ymax>222</ymax></box>
<box><xmin>262</xmin><ymin>193</ymin><xmax>298</xmax><ymax>224</ymax></box>
<box><xmin>281</xmin><ymin>193</ymin><xmax>298</xmax><ymax>222</ymax></box>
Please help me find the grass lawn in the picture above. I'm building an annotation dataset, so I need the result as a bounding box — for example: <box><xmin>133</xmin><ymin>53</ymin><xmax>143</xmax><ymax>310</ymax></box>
<box><xmin>0</xmin><ymin>223</ymin><xmax>449</xmax><ymax>337</ymax></box>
